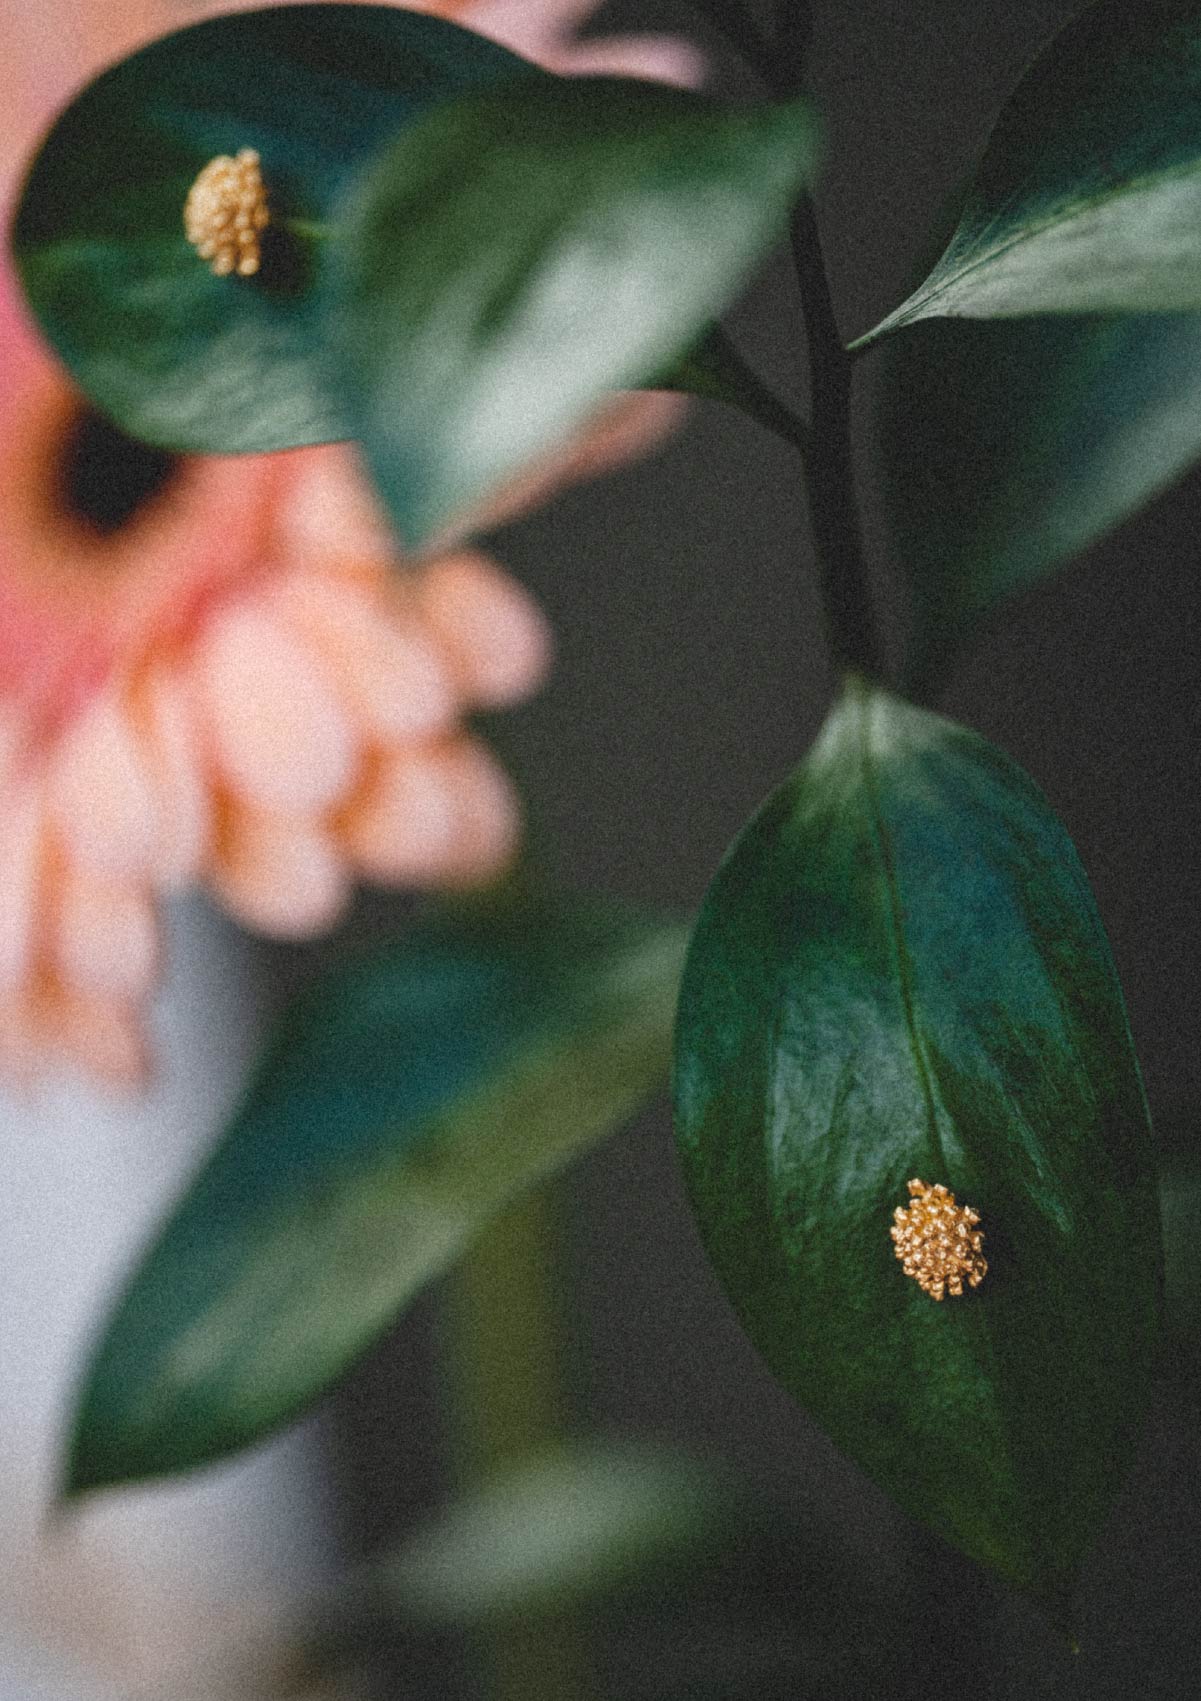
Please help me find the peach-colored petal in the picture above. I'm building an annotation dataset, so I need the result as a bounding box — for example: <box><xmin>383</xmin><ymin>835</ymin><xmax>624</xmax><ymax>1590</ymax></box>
<box><xmin>425</xmin><ymin>0</ymin><xmax>593</xmax><ymax>60</ymax></box>
<box><xmin>272</xmin><ymin>569</ymin><xmax>460</xmax><ymax>740</ymax></box>
<box><xmin>271</xmin><ymin>443</ymin><xmax>397</xmax><ymax>568</ymax></box>
<box><xmin>53</xmin><ymin>867</ymin><xmax>158</xmax><ymax>1002</ymax></box>
<box><xmin>211</xmin><ymin>810</ymin><xmax>350</xmax><ymax>939</ymax></box>
<box><xmin>54</xmin><ymin>991</ymin><xmax>147</xmax><ymax>1090</ymax></box>
<box><xmin>547</xmin><ymin>35</ymin><xmax>706</xmax><ymax>87</ymax></box>
<box><xmin>49</xmin><ymin>690</ymin><xmax>160</xmax><ymax>880</ymax></box>
<box><xmin>0</xmin><ymin>992</ymin><xmax>43</xmax><ymax>1086</ymax></box>
<box><xmin>438</xmin><ymin>736</ymin><xmax>523</xmax><ymax>883</ymax></box>
<box><xmin>415</xmin><ymin>552</ymin><xmax>552</xmax><ymax>707</ymax></box>
<box><xmin>139</xmin><ymin>665</ymin><xmax>211</xmax><ymax>888</ymax></box>
<box><xmin>338</xmin><ymin>747</ymin><xmax>460</xmax><ymax>882</ymax></box>
<box><xmin>197</xmin><ymin>603</ymin><xmax>361</xmax><ymax>814</ymax></box>
<box><xmin>0</xmin><ymin>784</ymin><xmax>43</xmax><ymax>992</ymax></box>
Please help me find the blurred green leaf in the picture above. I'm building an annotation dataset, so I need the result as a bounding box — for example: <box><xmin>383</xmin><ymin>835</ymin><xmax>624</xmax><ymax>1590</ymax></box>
<box><xmin>331</xmin><ymin>77</ymin><xmax>816</xmax><ymax>547</ymax></box>
<box><xmin>373</xmin><ymin>1443</ymin><xmax>735</xmax><ymax>1627</ymax></box>
<box><xmin>854</xmin><ymin>0</ymin><xmax>1201</xmax><ymax>347</ymax></box>
<box><xmin>64</xmin><ymin>896</ymin><xmax>686</xmax><ymax>1497</ymax></box>
<box><xmin>11</xmin><ymin>3</ymin><xmax>535</xmax><ymax>452</ymax></box>
<box><xmin>877</xmin><ymin>310</ymin><xmax>1201</xmax><ymax>691</ymax></box>
<box><xmin>673</xmin><ymin>679</ymin><xmax>1161</xmax><ymax>1622</ymax></box>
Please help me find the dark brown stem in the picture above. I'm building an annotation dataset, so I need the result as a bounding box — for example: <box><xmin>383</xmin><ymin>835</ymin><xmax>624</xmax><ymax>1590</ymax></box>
<box><xmin>790</xmin><ymin>194</ymin><xmax>884</xmax><ymax>680</ymax></box>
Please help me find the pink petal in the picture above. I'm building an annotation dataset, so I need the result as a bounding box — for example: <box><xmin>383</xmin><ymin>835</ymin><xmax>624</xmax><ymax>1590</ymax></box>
<box><xmin>438</xmin><ymin>736</ymin><xmax>523</xmax><ymax>885</ymax></box>
<box><xmin>48</xmin><ymin>690</ymin><xmax>160</xmax><ymax>879</ymax></box>
<box><xmin>197</xmin><ymin>602</ymin><xmax>361</xmax><ymax>814</ymax></box>
<box><xmin>421</xmin><ymin>0</ymin><xmax>594</xmax><ymax>61</ymax></box>
<box><xmin>53</xmin><ymin>867</ymin><xmax>158</xmax><ymax>1001</ymax></box>
<box><xmin>339</xmin><ymin>736</ymin><xmax>521</xmax><ymax>889</ymax></box>
<box><xmin>0</xmin><ymin>783</ymin><xmax>43</xmax><ymax>993</ymax></box>
<box><xmin>0</xmin><ymin>992</ymin><xmax>42</xmax><ymax>1087</ymax></box>
<box><xmin>138</xmin><ymin>664</ymin><xmax>211</xmax><ymax>888</ymax></box>
<box><xmin>338</xmin><ymin>748</ymin><xmax>460</xmax><ymax>883</ymax></box>
<box><xmin>272</xmin><ymin>569</ymin><xmax>460</xmax><ymax>741</ymax></box>
<box><xmin>269</xmin><ymin>442</ymin><xmax>397</xmax><ymax>568</ymax></box>
<box><xmin>211</xmin><ymin>809</ymin><xmax>350</xmax><ymax>940</ymax></box>
<box><xmin>546</xmin><ymin>35</ymin><xmax>706</xmax><ymax>88</ymax></box>
<box><xmin>54</xmin><ymin>992</ymin><xmax>147</xmax><ymax>1091</ymax></box>
<box><xmin>416</xmin><ymin>553</ymin><xmax>552</xmax><ymax>708</ymax></box>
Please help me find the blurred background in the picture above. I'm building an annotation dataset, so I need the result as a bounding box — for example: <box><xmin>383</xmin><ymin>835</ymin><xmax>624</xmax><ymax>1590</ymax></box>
<box><xmin>2</xmin><ymin>2</ymin><xmax>1201</xmax><ymax>1698</ymax></box>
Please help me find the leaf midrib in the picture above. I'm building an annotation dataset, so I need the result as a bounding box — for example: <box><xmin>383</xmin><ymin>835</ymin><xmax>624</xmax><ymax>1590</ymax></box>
<box><xmin>854</xmin><ymin>689</ymin><xmax>948</xmax><ymax>1177</ymax></box>
<box><xmin>856</xmin><ymin>150</ymin><xmax>1201</xmax><ymax>348</ymax></box>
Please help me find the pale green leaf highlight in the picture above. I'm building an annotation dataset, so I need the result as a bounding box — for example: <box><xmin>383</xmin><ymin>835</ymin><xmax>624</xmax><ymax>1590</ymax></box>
<box><xmin>854</xmin><ymin>0</ymin><xmax>1201</xmax><ymax>347</ymax></box>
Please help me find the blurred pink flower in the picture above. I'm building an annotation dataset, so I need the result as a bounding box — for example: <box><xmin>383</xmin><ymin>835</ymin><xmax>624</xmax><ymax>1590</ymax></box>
<box><xmin>0</xmin><ymin>268</ymin><xmax>551</xmax><ymax>1085</ymax></box>
<box><xmin>0</xmin><ymin>0</ymin><xmax>700</xmax><ymax>1085</ymax></box>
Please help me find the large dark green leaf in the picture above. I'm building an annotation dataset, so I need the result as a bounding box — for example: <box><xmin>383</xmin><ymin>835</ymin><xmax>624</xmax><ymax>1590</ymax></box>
<box><xmin>64</xmin><ymin>896</ymin><xmax>686</xmax><ymax>1497</ymax></box>
<box><xmin>878</xmin><ymin>310</ymin><xmax>1201</xmax><ymax>691</ymax></box>
<box><xmin>11</xmin><ymin>4</ymin><xmax>535</xmax><ymax>452</ymax></box>
<box><xmin>854</xmin><ymin>0</ymin><xmax>1201</xmax><ymax>348</ymax></box>
<box><xmin>331</xmin><ymin>77</ymin><xmax>816</xmax><ymax>547</ymax></box>
<box><xmin>673</xmin><ymin>680</ymin><xmax>1161</xmax><ymax>1620</ymax></box>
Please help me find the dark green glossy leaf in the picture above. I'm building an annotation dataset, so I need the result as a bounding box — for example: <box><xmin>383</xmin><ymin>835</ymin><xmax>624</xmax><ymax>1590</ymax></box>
<box><xmin>673</xmin><ymin>680</ymin><xmax>1161</xmax><ymax>1618</ymax></box>
<box><xmin>878</xmin><ymin>310</ymin><xmax>1201</xmax><ymax>691</ymax></box>
<box><xmin>11</xmin><ymin>3</ymin><xmax>535</xmax><ymax>452</ymax></box>
<box><xmin>64</xmin><ymin>897</ymin><xmax>686</xmax><ymax>1497</ymax></box>
<box><xmin>331</xmin><ymin>77</ymin><xmax>816</xmax><ymax>546</ymax></box>
<box><xmin>854</xmin><ymin>0</ymin><xmax>1201</xmax><ymax>347</ymax></box>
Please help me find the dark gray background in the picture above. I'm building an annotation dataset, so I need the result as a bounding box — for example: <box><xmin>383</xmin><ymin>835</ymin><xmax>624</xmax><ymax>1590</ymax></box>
<box><xmin>308</xmin><ymin>3</ymin><xmax>1201</xmax><ymax>1695</ymax></box>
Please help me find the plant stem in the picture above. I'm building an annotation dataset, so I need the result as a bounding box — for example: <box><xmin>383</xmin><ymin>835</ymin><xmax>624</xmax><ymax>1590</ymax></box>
<box><xmin>668</xmin><ymin>323</ymin><xmax>813</xmax><ymax>459</ymax></box>
<box><xmin>693</xmin><ymin>0</ymin><xmax>779</xmax><ymax>86</ymax></box>
<box><xmin>790</xmin><ymin>194</ymin><xmax>884</xmax><ymax>680</ymax></box>
<box><xmin>444</xmin><ymin>1186</ymin><xmax>593</xmax><ymax>1701</ymax></box>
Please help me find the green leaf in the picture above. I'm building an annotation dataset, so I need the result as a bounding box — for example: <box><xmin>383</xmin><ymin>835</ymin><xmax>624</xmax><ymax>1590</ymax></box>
<box><xmin>853</xmin><ymin>0</ymin><xmax>1201</xmax><ymax>347</ymax></box>
<box><xmin>330</xmin><ymin>77</ymin><xmax>816</xmax><ymax>547</ymax></box>
<box><xmin>64</xmin><ymin>896</ymin><xmax>686</xmax><ymax>1497</ymax></box>
<box><xmin>877</xmin><ymin>310</ymin><xmax>1201</xmax><ymax>691</ymax></box>
<box><xmin>11</xmin><ymin>3</ymin><xmax>535</xmax><ymax>452</ymax></box>
<box><xmin>369</xmin><ymin>1443</ymin><xmax>736</xmax><ymax>1628</ymax></box>
<box><xmin>672</xmin><ymin>680</ymin><xmax>1161</xmax><ymax>1620</ymax></box>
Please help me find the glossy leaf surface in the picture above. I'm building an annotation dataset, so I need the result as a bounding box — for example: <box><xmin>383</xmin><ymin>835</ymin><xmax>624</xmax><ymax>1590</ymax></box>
<box><xmin>855</xmin><ymin>0</ymin><xmax>1201</xmax><ymax>346</ymax></box>
<box><xmin>332</xmin><ymin>77</ymin><xmax>816</xmax><ymax>546</ymax></box>
<box><xmin>878</xmin><ymin>310</ymin><xmax>1201</xmax><ymax>689</ymax></box>
<box><xmin>11</xmin><ymin>3</ymin><xmax>534</xmax><ymax>451</ymax></box>
<box><xmin>65</xmin><ymin>897</ymin><xmax>686</xmax><ymax>1496</ymax></box>
<box><xmin>673</xmin><ymin>681</ymin><xmax>1161</xmax><ymax>1617</ymax></box>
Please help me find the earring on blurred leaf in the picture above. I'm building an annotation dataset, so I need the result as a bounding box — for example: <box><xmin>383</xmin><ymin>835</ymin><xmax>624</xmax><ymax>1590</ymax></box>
<box><xmin>184</xmin><ymin>148</ymin><xmax>269</xmax><ymax>277</ymax></box>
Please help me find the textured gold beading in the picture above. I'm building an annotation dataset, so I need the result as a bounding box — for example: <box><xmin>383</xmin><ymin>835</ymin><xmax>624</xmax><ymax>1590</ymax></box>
<box><xmin>184</xmin><ymin>148</ymin><xmax>269</xmax><ymax>277</ymax></box>
<box><xmin>890</xmin><ymin>1178</ymin><xmax>987</xmax><ymax>1300</ymax></box>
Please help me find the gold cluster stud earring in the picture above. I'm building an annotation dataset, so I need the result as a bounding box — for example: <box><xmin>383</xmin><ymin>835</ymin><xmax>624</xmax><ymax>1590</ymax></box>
<box><xmin>184</xmin><ymin>148</ymin><xmax>270</xmax><ymax>277</ymax></box>
<box><xmin>890</xmin><ymin>1178</ymin><xmax>987</xmax><ymax>1300</ymax></box>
